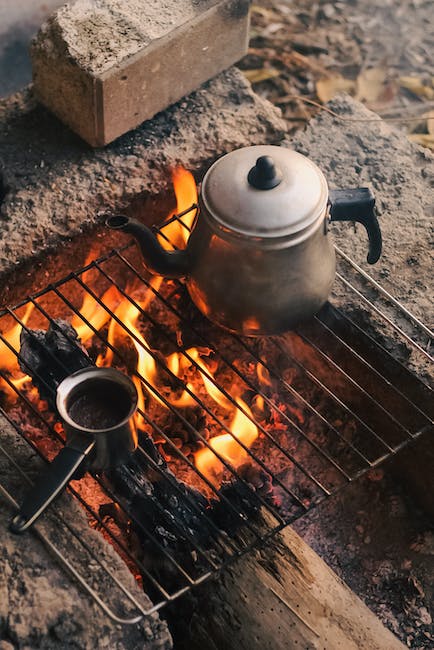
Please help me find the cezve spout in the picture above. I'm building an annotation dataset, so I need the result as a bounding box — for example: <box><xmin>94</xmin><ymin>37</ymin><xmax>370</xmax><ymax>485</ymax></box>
<box><xmin>106</xmin><ymin>215</ymin><xmax>191</xmax><ymax>278</ymax></box>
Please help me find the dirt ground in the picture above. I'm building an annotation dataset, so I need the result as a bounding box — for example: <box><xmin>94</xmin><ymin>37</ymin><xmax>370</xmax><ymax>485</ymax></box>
<box><xmin>240</xmin><ymin>0</ymin><xmax>434</xmax><ymax>149</ymax></box>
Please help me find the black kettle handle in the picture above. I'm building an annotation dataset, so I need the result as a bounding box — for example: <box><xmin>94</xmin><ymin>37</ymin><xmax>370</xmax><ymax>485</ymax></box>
<box><xmin>10</xmin><ymin>436</ymin><xmax>95</xmax><ymax>534</ymax></box>
<box><xmin>329</xmin><ymin>188</ymin><xmax>382</xmax><ymax>264</ymax></box>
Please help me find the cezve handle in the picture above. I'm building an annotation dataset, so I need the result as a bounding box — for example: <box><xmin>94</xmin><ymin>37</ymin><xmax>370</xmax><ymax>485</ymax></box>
<box><xmin>329</xmin><ymin>188</ymin><xmax>382</xmax><ymax>264</ymax></box>
<box><xmin>10</xmin><ymin>436</ymin><xmax>95</xmax><ymax>534</ymax></box>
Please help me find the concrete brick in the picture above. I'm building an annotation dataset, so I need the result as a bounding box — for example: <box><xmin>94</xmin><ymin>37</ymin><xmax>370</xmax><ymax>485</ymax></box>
<box><xmin>31</xmin><ymin>0</ymin><xmax>251</xmax><ymax>146</ymax></box>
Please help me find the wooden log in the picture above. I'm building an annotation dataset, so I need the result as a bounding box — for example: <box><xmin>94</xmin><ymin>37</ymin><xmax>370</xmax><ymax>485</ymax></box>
<box><xmin>173</xmin><ymin>511</ymin><xmax>405</xmax><ymax>650</ymax></box>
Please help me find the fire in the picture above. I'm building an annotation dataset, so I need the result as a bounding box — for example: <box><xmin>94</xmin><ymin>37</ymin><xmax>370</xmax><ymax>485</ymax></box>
<box><xmin>158</xmin><ymin>167</ymin><xmax>197</xmax><ymax>251</ymax></box>
<box><xmin>0</xmin><ymin>302</ymin><xmax>34</xmax><ymax>370</ymax></box>
<box><xmin>186</xmin><ymin>348</ymin><xmax>232</xmax><ymax>410</ymax></box>
<box><xmin>257</xmin><ymin>362</ymin><xmax>272</xmax><ymax>387</ymax></box>
<box><xmin>195</xmin><ymin>397</ymin><xmax>258</xmax><ymax>485</ymax></box>
<box><xmin>0</xmin><ymin>302</ymin><xmax>35</xmax><ymax>396</ymax></box>
<box><xmin>72</xmin><ymin>285</ymin><xmax>121</xmax><ymax>344</ymax></box>
<box><xmin>1</xmin><ymin>166</ymin><xmax>261</xmax><ymax>491</ymax></box>
<box><xmin>77</xmin><ymin>168</ymin><xmax>198</xmax><ymax>426</ymax></box>
<box><xmin>100</xmin><ymin>291</ymin><xmax>159</xmax><ymax>421</ymax></box>
<box><xmin>91</xmin><ymin>168</ymin><xmax>198</xmax><ymax>426</ymax></box>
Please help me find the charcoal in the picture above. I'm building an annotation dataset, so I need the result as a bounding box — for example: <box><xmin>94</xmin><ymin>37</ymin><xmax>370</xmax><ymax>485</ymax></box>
<box><xmin>106</xmin><ymin>436</ymin><xmax>211</xmax><ymax>554</ymax></box>
<box><xmin>210</xmin><ymin>464</ymin><xmax>276</xmax><ymax>534</ymax></box>
<box><xmin>19</xmin><ymin>319</ymin><xmax>92</xmax><ymax>409</ymax></box>
<box><xmin>17</xmin><ymin>319</ymin><xmax>278</xmax><ymax>595</ymax></box>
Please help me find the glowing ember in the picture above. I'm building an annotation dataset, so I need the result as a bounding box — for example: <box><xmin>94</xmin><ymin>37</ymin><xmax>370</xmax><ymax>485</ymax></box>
<box><xmin>195</xmin><ymin>397</ymin><xmax>258</xmax><ymax>485</ymax></box>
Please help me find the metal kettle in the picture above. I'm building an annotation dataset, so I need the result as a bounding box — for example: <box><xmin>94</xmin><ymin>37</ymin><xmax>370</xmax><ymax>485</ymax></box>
<box><xmin>107</xmin><ymin>145</ymin><xmax>382</xmax><ymax>336</ymax></box>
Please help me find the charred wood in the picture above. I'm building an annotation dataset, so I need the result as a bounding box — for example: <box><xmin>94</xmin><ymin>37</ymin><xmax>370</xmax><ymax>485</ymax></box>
<box><xmin>19</xmin><ymin>319</ymin><xmax>91</xmax><ymax>408</ymax></box>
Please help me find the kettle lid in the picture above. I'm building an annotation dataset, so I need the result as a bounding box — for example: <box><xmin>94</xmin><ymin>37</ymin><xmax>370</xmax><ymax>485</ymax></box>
<box><xmin>200</xmin><ymin>145</ymin><xmax>328</xmax><ymax>239</ymax></box>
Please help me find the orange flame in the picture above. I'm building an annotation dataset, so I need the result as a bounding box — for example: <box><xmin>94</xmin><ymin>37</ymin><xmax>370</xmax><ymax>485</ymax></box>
<box><xmin>195</xmin><ymin>397</ymin><xmax>258</xmax><ymax>485</ymax></box>
<box><xmin>0</xmin><ymin>303</ymin><xmax>35</xmax><ymax>396</ymax></box>
<box><xmin>158</xmin><ymin>168</ymin><xmax>197</xmax><ymax>251</ymax></box>
<box><xmin>96</xmin><ymin>168</ymin><xmax>198</xmax><ymax>427</ymax></box>
<box><xmin>0</xmin><ymin>302</ymin><xmax>34</xmax><ymax>371</ymax></box>
<box><xmin>97</xmin><ymin>283</ymin><xmax>165</xmax><ymax>427</ymax></box>
<box><xmin>257</xmin><ymin>362</ymin><xmax>272</xmax><ymax>387</ymax></box>
<box><xmin>186</xmin><ymin>348</ymin><xmax>232</xmax><ymax>410</ymax></box>
<box><xmin>1</xmin><ymin>167</ymin><xmax>261</xmax><ymax>492</ymax></box>
<box><xmin>72</xmin><ymin>285</ymin><xmax>122</xmax><ymax>344</ymax></box>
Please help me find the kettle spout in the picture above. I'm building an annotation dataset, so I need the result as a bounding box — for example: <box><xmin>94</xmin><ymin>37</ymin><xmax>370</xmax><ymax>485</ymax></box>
<box><xmin>106</xmin><ymin>215</ymin><xmax>191</xmax><ymax>278</ymax></box>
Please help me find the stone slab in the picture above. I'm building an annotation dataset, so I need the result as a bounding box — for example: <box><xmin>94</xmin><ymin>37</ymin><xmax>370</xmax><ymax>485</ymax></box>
<box><xmin>0</xmin><ymin>67</ymin><xmax>286</xmax><ymax>280</ymax></box>
<box><xmin>31</xmin><ymin>0</ymin><xmax>251</xmax><ymax>146</ymax></box>
<box><xmin>289</xmin><ymin>95</ymin><xmax>433</xmax><ymax>327</ymax></box>
<box><xmin>0</xmin><ymin>414</ymin><xmax>172</xmax><ymax>649</ymax></box>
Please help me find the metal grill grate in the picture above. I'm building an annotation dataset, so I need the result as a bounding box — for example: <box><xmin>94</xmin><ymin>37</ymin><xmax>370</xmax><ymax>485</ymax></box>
<box><xmin>0</xmin><ymin>205</ymin><xmax>432</xmax><ymax>623</ymax></box>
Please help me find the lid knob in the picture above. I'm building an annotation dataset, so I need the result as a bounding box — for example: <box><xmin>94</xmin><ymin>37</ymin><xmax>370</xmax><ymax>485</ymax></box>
<box><xmin>247</xmin><ymin>155</ymin><xmax>283</xmax><ymax>190</ymax></box>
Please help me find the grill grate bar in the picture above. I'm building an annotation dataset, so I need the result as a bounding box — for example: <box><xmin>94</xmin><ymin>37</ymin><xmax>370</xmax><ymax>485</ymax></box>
<box><xmin>27</xmin><ymin>294</ymin><xmax>263</xmax><ymax>565</ymax></box>
<box><xmin>115</xmin><ymin>251</ymin><xmax>367</xmax><ymax>472</ymax></box>
<box><xmin>0</xmin><ymin>476</ymin><xmax>148</xmax><ymax>625</ymax></box>
<box><xmin>151</xmin><ymin>203</ymin><xmax>197</xmax><ymax>234</ymax></box>
<box><xmin>313</xmin><ymin>311</ymin><xmax>433</xmax><ymax>421</ymax></box>
<box><xmin>316</xmin><ymin>304</ymin><xmax>433</xmax><ymax>417</ymax></box>
<box><xmin>0</xmin><ymin>203</ymin><xmax>432</xmax><ymax>619</ymax></box>
<box><xmin>4</xmin><ymin>306</ymin><xmax>233</xmax><ymax>586</ymax></box>
<box><xmin>93</xmin><ymin>259</ymin><xmax>333</xmax><ymax>498</ymax></box>
<box><xmin>0</xmin><ymin>368</ymin><xmax>202</xmax><ymax>595</ymax></box>
<box><xmin>295</xmin><ymin>326</ymin><xmax>416</xmax><ymax>440</ymax></box>
<box><xmin>226</xmin><ymin>330</ymin><xmax>380</xmax><ymax>468</ymax></box>
<box><xmin>0</xmin><ymin>418</ymin><xmax>174</xmax><ymax>617</ymax></box>
<box><xmin>50</xmin><ymin>281</ymin><xmax>288</xmax><ymax>531</ymax></box>
<box><xmin>335</xmin><ymin>246</ymin><xmax>434</xmax><ymax>342</ymax></box>
<box><xmin>272</xmin><ymin>336</ymin><xmax>399</xmax><ymax>454</ymax></box>
<box><xmin>65</xmin><ymin>273</ymin><xmax>305</xmax><ymax>515</ymax></box>
<box><xmin>160</xmin><ymin>210</ymin><xmax>433</xmax><ymax>356</ymax></box>
<box><xmin>335</xmin><ymin>272</ymin><xmax>433</xmax><ymax>362</ymax></box>
<box><xmin>113</xmin><ymin>252</ymin><xmax>358</xmax><ymax>487</ymax></box>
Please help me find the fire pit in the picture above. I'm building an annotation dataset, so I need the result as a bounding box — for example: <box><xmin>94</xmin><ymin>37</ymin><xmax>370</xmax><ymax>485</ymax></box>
<box><xmin>0</xmin><ymin>161</ymin><xmax>432</xmax><ymax>645</ymax></box>
<box><xmin>0</xmin><ymin>13</ymin><xmax>433</xmax><ymax>637</ymax></box>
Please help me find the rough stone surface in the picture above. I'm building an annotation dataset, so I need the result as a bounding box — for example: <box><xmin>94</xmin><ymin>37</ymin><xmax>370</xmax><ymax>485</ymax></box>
<box><xmin>31</xmin><ymin>0</ymin><xmax>251</xmax><ymax>145</ymax></box>
<box><xmin>0</xmin><ymin>67</ymin><xmax>286</xmax><ymax>279</ymax></box>
<box><xmin>289</xmin><ymin>95</ymin><xmax>433</xmax><ymax>325</ymax></box>
<box><xmin>287</xmin><ymin>95</ymin><xmax>433</xmax><ymax>381</ymax></box>
<box><xmin>0</xmin><ymin>415</ymin><xmax>173</xmax><ymax>650</ymax></box>
<box><xmin>37</xmin><ymin>0</ymin><xmax>219</xmax><ymax>75</ymax></box>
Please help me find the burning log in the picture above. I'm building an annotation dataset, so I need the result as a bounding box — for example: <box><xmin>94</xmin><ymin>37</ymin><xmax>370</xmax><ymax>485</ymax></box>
<box><xmin>16</xmin><ymin>319</ymin><xmax>277</xmax><ymax>594</ymax></box>
<box><xmin>19</xmin><ymin>319</ymin><xmax>91</xmax><ymax>408</ymax></box>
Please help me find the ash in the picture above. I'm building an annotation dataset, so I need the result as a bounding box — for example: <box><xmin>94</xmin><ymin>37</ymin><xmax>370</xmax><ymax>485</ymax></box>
<box><xmin>293</xmin><ymin>470</ymin><xmax>434</xmax><ymax>648</ymax></box>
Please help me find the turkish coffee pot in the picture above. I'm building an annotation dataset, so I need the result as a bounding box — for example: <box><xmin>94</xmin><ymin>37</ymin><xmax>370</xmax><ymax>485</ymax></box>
<box><xmin>107</xmin><ymin>145</ymin><xmax>382</xmax><ymax>335</ymax></box>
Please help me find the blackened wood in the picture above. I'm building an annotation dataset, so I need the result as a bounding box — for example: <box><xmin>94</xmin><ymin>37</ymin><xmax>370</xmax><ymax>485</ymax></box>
<box><xmin>19</xmin><ymin>319</ymin><xmax>92</xmax><ymax>408</ymax></box>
